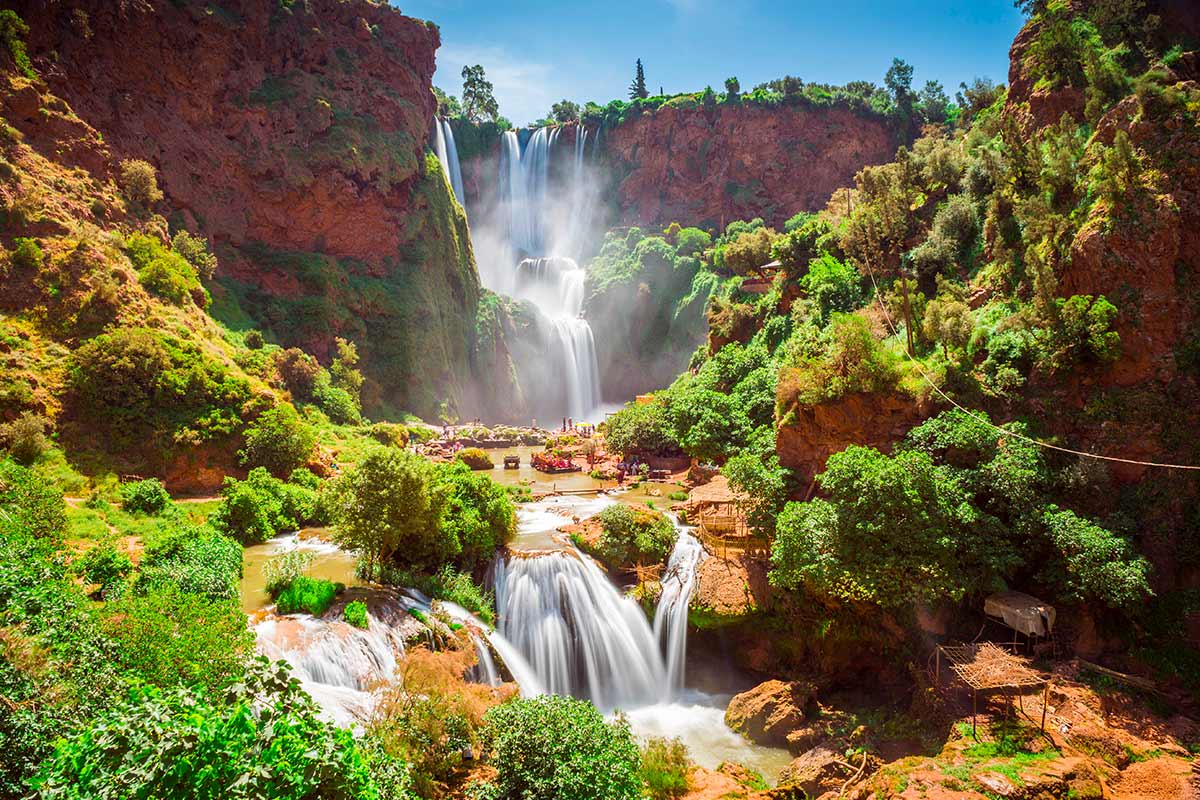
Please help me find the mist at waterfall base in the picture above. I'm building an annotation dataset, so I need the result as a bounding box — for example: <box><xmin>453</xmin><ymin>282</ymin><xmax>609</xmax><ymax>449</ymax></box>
<box><xmin>251</xmin><ymin>496</ymin><xmax>791</xmax><ymax>781</ymax></box>
<box><xmin>438</xmin><ymin>122</ymin><xmax>613</xmax><ymax>423</ymax></box>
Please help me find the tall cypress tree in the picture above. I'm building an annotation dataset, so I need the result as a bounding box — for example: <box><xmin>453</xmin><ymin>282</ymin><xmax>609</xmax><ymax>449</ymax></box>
<box><xmin>628</xmin><ymin>59</ymin><xmax>648</xmax><ymax>100</ymax></box>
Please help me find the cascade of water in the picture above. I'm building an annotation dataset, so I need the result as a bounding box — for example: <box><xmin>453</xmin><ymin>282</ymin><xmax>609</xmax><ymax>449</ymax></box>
<box><xmin>653</xmin><ymin>530</ymin><xmax>704</xmax><ymax>693</ymax></box>
<box><xmin>441</xmin><ymin>119</ymin><xmax>465</xmax><ymax>206</ymax></box>
<box><xmin>492</xmin><ymin>520</ymin><xmax>704</xmax><ymax>710</ymax></box>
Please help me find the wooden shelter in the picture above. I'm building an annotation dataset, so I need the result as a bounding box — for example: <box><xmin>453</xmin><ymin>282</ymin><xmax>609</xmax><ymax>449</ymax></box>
<box><xmin>935</xmin><ymin>643</ymin><xmax>1050</xmax><ymax>738</ymax></box>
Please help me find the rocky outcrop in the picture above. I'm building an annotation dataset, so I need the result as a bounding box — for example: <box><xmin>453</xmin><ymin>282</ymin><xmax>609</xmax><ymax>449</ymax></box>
<box><xmin>775</xmin><ymin>391</ymin><xmax>934</xmax><ymax>483</ymax></box>
<box><xmin>605</xmin><ymin>104</ymin><xmax>897</xmax><ymax>230</ymax></box>
<box><xmin>724</xmin><ymin>679</ymin><xmax>819</xmax><ymax>750</ymax></box>
<box><xmin>15</xmin><ymin>0</ymin><xmax>486</xmax><ymax>418</ymax></box>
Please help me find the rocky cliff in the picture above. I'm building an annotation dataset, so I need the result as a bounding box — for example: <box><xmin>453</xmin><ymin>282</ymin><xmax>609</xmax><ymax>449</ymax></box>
<box><xmin>13</xmin><ymin>0</ymin><xmax>484</xmax><ymax>418</ymax></box>
<box><xmin>604</xmin><ymin>104</ymin><xmax>897</xmax><ymax>230</ymax></box>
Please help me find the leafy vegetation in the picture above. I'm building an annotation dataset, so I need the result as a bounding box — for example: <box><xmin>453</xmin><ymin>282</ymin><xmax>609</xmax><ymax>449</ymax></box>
<box><xmin>591</xmin><ymin>503</ymin><xmax>676</xmax><ymax>567</ymax></box>
<box><xmin>482</xmin><ymin>695</ymin><xmax>642</xmax><ymax>800</ymax></box>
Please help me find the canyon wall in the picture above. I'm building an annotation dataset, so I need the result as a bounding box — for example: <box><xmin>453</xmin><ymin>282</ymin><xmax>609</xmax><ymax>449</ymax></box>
<box><xmin>603</xmin><ymin>104</ymin><xmax>897</xmax><ymax>230</ymax></box>
<box><xmin>15</xmin><ymin>0</ymin><xmax>485</xmax><ymax>418</ymax></box>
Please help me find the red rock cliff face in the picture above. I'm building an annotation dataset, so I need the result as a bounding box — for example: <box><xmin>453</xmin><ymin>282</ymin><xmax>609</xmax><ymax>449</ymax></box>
<box><xmin>16</xmin><ymin>0</ymin><xmax>485</xmax><ymax>417</ymax></box>
<box><xmin>604</xmin><ymin>104</ymin><xmax>897</xmax><ymax>230</ymax></box>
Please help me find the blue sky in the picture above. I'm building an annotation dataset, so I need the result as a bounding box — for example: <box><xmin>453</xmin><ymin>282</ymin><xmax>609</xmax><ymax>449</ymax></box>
<box><xmin>396</xmin><ymin>0</ymin><xmax>1026</xmax><ymax>126</ymax></box>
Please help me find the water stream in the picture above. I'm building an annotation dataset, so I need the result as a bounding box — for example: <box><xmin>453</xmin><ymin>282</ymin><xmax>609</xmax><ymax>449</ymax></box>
<box><xmin>432</xmin><ymin>117</ymin><xmax>465</xmax><ymax>206</ymax></box>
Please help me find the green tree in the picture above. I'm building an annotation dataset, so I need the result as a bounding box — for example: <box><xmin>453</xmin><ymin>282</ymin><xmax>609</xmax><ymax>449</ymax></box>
<box><xmin>884</xmin><ymin>57</ymin><xmax>915</xmax><ymax>131</ymax></box>
<box><xmin>604</xmin><ymin>399</ymin><xmax>682</xmax><ymax>458</ymax></box>
<box><xmin>917</xmin><ymin>79</ymin><xmax>950</xmax><ymax>123</ymax></box>
<box><xmin>593</xmin><ymin>504</ymin><xmax>675</xmax><ymax>567</ymax></box>
<box><xmin>770</xmin><ymin>446</ymin><xmax>1007</xmax><ymax>608</ymax></box>
<box><xmin>922</xmin><ymin>294</ymin><xmax>974</xmax><ymax>358</ymax></box>
<box><xmin>723</xmin><ymin>76</ymin><xmax>741</xmax><ymax>103</ymax></box>
<box><xmin>550</xmin><ymin>99</ymin><xmax>581</xmax><ymax>122</ymax></box>
<box><xmin>0</xmin><ymin>10</ymin><xmax>34</xmax><ymax>79</ymax></box>
<box><xmin>802</xmin><ymin>253</ymin><xmax>863</xmax><ymax>321</ymax></box>
<box><xmin>461</xmin><ymin>64</ymin><xmax>499</xmax><ymax>122</ymax></box>
<box><xmin>170</xmin><ymin>230</ymin><xmax>218</xmax><ymax>280</ymax></box>
<box><xmin>240</xmin><ymin>404</ymin><xmax>316</xmax><ymax>476</ymax></box>
<box><xmin>1038</xmin><ymin>505</ymin><xmax>1150</xmax><ymax>610</ymax></box>
<box><xmin>483</xmin><ymin>695</ymin><xmax>642</xmax><ymax>800</ymax></box>
<box><xmin>118</xmin><ymin>159</ymin><xmax>164</xmax><ymax>208</ymax></box>
<box><xmin>328</xmin><ymin>447</ymin><xmax>449</xmax><ymax>576</ymax></box>
<box><xmin>433</xmin><ymin>85</ymin><xmax>462</xmax><ymax>117</ymax></box>
<box><xmin>433</xmin><ymin>460</ymin><xmax>516</xmax><ymax>571</ymax></box>
<box><xmin>629</xmin><ymin>58</ymin><xmax>648</xmax><ymax>100</ymax></box>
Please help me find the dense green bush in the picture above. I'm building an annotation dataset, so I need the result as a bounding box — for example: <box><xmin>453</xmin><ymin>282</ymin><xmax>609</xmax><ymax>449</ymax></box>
<box><xmin>603</xmin><ymin>399</ymin><xmax>682</xmax><ymax>458</ymax></box>
<box><xmin>0</xmin><ymin>411</ymin><xmax>49</xmax><ymax>465</ymax></box>
<box><xmin>136</xmin><ymin>523</ymin><xmax>243</xmax><ymax>601</ymax></box>
<box><xmin>120</xmin><ymin>477</ymin><xmax>171</xmax><ymax>514</ymax></box>
<box><xmin>456</xmin><ymin>446</ymin><xmax>494</xmax><ymax>470</ymax></box>
<box><xmin>274</xmin><ymin>575</ymin><xmax>340</xmax><ymax>616</ymax></box>
<box><xmin>209</xmin><ymin>467</ymin><xmax>322</xmax><ymax>545</ymax></box>
<box><xmin>275</xmin><ymin>347</ymin><xmax>322</xmax><ymax>401</ymax></box>
<box><xmin>593</xmin><ymin>503</ymin><xmax>676</xmax><ymax>567</ymax></box>
<box><xmin>170</xmin><ymin>229</ymin><xmax>218</xmax><ymax>280</ymax></box>
<box><xmin>483</xmin><ymin>695</ymin><xmax>641</xmax><ymax>800</ymax></box>
<box><xmin>801</xmin><ymin>253</ymin><xmax>863</xmax><ymax>321</ymax></box>
<box><xmin>344</xmin><ymin>599</ymin><xmax>369</xmax><ymax>628</ymax></box>
<box><xmin>0</xmin><ymin>10</ymin><xmax>34</xmax><ymax>79</ymax></box>
<box><xmin>100</xmin><ymin>587</ymin><xmax>253</xmax><ymax>692</ymax></box>
<box><xmin>368</xmin><ymin>421</ymin><xmax>410</xmax><ymax>447</ymax></box>
<box><xmin>32</xmin><ymin>660</ymin><xmax>391</xmax><ymax>799</ymax></box>
<box><xmin>75</xmin><ymin>543</ymin><xmax>133</xmax><ymax>595</ymax></box>
<box><xmin>1038</xmin><ymin>505</ymin><xmax>1150</xmax><ymax>610</ymax></box>
<box><xmin>641</xmin><ymin>737</ymin><xmax>691</xmax><ymax>800</ymax></box>
<box><xmin>0</xmin><ymin>459</ymin><xmax>66</xmax><ymax>540</ymax></box>
<box><xmin>375</xmin><ymin>565</ymin><xmax>497</xmax><ymax>626</ymax></box>
<box><xmin>434</xmin><ymin>460</ymin><xmax>515</xmax><ymax>571</ymax></box>
<box><xmin>240</xmin><ymin>404</ymin><xmax>316</xmax><ymax>476</ymax></box>
<box><xmin>125</xmin><ymin>232</ymin><xmax>205</xmax><ymax>306</ymax></box>
<box><xmin>70</xmin><ymin>327</ymin><xmax>251</xmax><ymax>449</ymax></box>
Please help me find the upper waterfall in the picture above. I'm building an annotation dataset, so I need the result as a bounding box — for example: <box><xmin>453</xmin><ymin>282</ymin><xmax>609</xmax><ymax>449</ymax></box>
<box><xmin>432</xmin><ymin>117</ymin><xmax>465</xmax><ymax>206</ymax></box>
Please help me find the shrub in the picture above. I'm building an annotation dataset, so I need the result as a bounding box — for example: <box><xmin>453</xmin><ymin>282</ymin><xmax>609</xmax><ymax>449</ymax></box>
<box><xmin>170</xmin><ymin>229</ymin><xmax>218</xmax><ymax>280</ymax></box>
<box><xmin>263</xmin><ymin>550</ymin><xmax>315</xmax><ymax>595</ymax></box>
<box><xmin>31</xmin><ymin>660</ymin><xmax>387</xmax><ymax>799</ymax></box>
<box><xmin>344</xmin><ymin>600</ymin><xmax>369</xmax><ymax>628</ymax></box>
<box><xmin>594</xmin><ymin>504</ymin><xmax>676</xmax><ymax>567</ymax></box>
<box><xmin>118</xmin><ymin>158</ymin><xmax>163</xmax><ymax>208</ymax></box>
<box><xmin>483</xmin><ymin>695</ymin><xmax>641</xmax><ymax>800</ymax></box>
<box><xmin>641</xmin><ymin>737</ymin><xmax>691</xmax><ymax>800</ymax></box>
<box><xmin>1039</xmin><ymin>505</ymin><xmax>1150</xmax><ymax>610</ymax></box>
<box><xmin>368</xmin><ymin>422</ymin><xmax>409</xmax><ymax>447</ymax></box>
<box><xmin>314</xmin><ymin>374</ymin><xmax>361</xmax><ymax>424</ymax></box>
<box><xmin>801</xmin><ymin>253</ymin><xmax>863</xmax><ymax>321</ymax></box>
<box><xmin>240</xmin><ymin>404</ymin><xmax>316</xmax><ymax>476</ymax></box>
<box><xmin>274</xmin><ymin>347</ymin><xmax>322</xmax><ymax>401</ymax></box>
<box><xmin>0</xmin><ymin>459</ymin><xmax>66</xmax><ymax>540</ymax></box>
<box><xmin>136</xmin><ymin>522</ymin><xmax>243</xmax><ymax>601</ymax></box>
<box><xmin>120</xmin><ymin>477</ymin><xmax>171</xmax><ymax>515</ymax></box>
<box><xmin>101</xmin><ymin>588</ymin><xmax>253</xmax><ymax>692</ymax></box>
<box><xmin>210</xmin><ymin>467</ymin><xmax>320</xmax><ymax>545</ymax></box>
<box><xmin>0</xmin><ymin>412</ymin><xmax>49</xmax><ymax>465</ymax></box>
<box><xmin>124</xmin><ymin>232</ymin><xmax>205</xmax><ymax>306</ymax></box>
<box><xmin>456</xmin><ymin>447</ymin><xmax>493</xmax><ymax>470</ymax></box>
<box><xmin>0</xmin><ymin>10</ymin><xmax>34</xmax><ymax>79</ymax></box>
<box><xmin>10</xmin><ymin>236</ymin><xmax>42</xmax><ymax>270</ymax></box>
<box><xmin>604</xmin><ymin>399</ymin><xmax>682</xmax><ymax>458</ymax></box>
<box><xmin>75</xmin><ymin>543</ymin><xmax>132</xmax><ymax>594</ymax></box>
<box><xmin>275</xmin><ymin>575</ymin><xmax>339</xmax><ymax>616</ymax></box>
<box><xmin>1039</xmin><ymin>294</ymin><xmax>1120</xmax><ymax>371</ymax></box>
<box><xmin>243</xmin><ymin>329</ymin><xmax>264</xmax><ymax>349</ymax></box>
<box><xmin>433</xmin><ymin>461</ymin><xmax>515</xmax><ymax>571</ymax></box>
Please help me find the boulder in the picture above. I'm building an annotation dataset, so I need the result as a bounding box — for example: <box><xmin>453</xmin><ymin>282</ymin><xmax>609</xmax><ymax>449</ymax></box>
<box><xmin>778</xmin><ymin>743</ymin><xmax>846</xmax><ymax>797</ymax></box>
<box><xmin>724</xmin><ymin>679</ymin><xmax>818</xmax><ymax>749</ymax></box>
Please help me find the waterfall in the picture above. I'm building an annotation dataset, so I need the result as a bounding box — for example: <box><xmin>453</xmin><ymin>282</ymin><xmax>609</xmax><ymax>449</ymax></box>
<box><xmin>653</xmin><ymin>531</ymin><xmax>704</xmax><ymax>692</ymax></box>
<box><xmin>432</xmin><ymin>118</ymin><xmax>464</xmax><ymax>206</ymax></box>
<box><xmin>496</xmin><ymin>129</ymin><xmax>603</xmax><ymax>420</ymax></box>
<box><xmin>492</xmin><ymin>521</ymin><xmax>705</xmax><ymax>711</ymax></box>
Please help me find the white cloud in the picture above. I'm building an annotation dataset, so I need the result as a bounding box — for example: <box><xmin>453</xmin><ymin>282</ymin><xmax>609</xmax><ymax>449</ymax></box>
<box><xmin>435</xmin><ymin>44</ymin><xmax>559</xmax><ymax>126</ymax></box>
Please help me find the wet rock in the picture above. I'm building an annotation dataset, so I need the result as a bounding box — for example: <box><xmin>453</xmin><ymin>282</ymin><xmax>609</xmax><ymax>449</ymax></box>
<box><xmin>778</xmin><ymin>743</ymin><xmax>846</xmax><ymax>797</ymax></box>
<box><xmin>725</xmin><ymin>679</ymin><xmax>819</xmax><ymax>749</ymax></box>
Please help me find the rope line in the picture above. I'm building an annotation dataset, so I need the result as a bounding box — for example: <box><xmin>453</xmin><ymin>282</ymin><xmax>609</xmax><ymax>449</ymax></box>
<box><xmin>855</xmin><ymin>260</ymin><xmax>1200</xmax><ymax>471</ymax></box>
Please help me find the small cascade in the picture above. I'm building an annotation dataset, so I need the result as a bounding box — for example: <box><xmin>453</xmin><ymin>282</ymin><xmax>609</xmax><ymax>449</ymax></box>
<box><xmin>492</xmin><ymin>516</ymin><xmax>705</xmax><ymax>710</ymax></box>
<box><xmin>432</xmin><ymin>118</ymin><xmax>465</xmax><ymax>206</ymax></box>
<box><xmin>493</xmin><ymin>549</ymin><xmax>666</xmax><ymax>710</ymax></box>
<box><xmin>654</xmin><ymin>530</ymin><xmax>704</xmax><ymax>693</ymax></box>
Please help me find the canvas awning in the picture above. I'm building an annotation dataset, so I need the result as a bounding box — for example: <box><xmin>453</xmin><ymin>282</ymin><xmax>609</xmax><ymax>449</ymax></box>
<box><xmin>984</xmin><ymin>591</ymin><xmax>1056</xmax><ymax>637</ymax></box>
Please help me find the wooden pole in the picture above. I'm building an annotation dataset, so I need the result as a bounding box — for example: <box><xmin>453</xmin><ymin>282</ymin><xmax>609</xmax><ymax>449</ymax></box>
<box><xmin>972</xmin><ymin>690</ymin><xmax>977</xmax><ymax>739</ymax></box>
<box><xmin>1040</xmin><ymin>684</ymin><xmax>1048</xmax><ymax>733</ymax></box>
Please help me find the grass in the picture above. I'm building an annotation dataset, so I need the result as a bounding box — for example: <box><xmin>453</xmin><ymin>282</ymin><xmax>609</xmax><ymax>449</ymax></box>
<box><xmin>641</xmin><ymin>737</ymin><xmax>690</xmax><ymax>800</ymax></box>
<box><xmin>939</xmin><ymin>720</ymin><xmax>1061</xmax><ymax>792</ymax></box>
<box><xmin>377</xmin><ymin>565</ymin><xmax>495</xmax><ymax>627</ymax></box>
<box><xmin>274</xmin><ymin>576</ymin><xmax>340</xmax><ymax>616</ymax></box>
<box><xmin>343</xmin><ymin>600</ymin><xmax>368</xmax><ymax>629</ymax></box>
